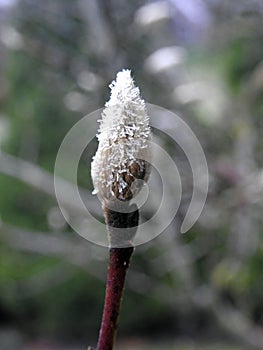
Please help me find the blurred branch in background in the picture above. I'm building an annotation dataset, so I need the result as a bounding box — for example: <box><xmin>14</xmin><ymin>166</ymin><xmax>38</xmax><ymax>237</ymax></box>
<box><xmin>0</xmin><ymin>150</ymin><xmax>100</xmax><ymax>216</ymax></box>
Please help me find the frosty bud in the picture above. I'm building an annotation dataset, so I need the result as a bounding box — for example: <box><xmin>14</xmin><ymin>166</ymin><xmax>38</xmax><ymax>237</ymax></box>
<box><xmin>91</xmin><ymin>69</ymin><xmax>151</xmax><ymax>204</ymax></box>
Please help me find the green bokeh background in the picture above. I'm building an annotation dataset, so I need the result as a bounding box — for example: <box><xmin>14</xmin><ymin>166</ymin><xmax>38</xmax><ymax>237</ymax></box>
<box><xmin>1</xmin><ymin>1</ymin><xmax>263</xmax><ymax>349</ymax></box>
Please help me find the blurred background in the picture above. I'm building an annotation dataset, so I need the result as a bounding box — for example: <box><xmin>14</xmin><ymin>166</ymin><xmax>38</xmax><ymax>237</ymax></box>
<box><xmin>1</xmin><ymin>0</ymin><xmax>263</xmax><ymax>349</ymax></box>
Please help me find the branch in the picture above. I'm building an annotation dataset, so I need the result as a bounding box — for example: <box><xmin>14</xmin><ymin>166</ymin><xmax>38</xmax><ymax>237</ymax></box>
<box><xmin>0</xmin><ymin>151</ymin><xmax>101</xmax><ymax>216</ymax></box>
<box><xmin>0</xmin><ymin>223</ymin><xmax>107</xmax><ymax>277</ymax></box>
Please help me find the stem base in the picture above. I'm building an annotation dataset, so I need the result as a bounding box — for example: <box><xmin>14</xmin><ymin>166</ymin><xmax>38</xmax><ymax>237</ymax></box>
<box><xmin>97</xmin><ymin>247</ymin><xmax>134</xmax><ymax>350</ymax></box>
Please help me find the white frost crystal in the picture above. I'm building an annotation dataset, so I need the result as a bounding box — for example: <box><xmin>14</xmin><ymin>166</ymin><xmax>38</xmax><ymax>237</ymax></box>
<box><xmin>91</xmin><ymin>69</ymin><xmax>151</xmax><ymax>202</ymax></box>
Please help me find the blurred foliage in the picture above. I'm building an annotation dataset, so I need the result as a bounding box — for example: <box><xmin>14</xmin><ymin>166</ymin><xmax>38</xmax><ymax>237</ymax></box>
<box><xmin>1</xmin><ymin>0</ymin><xmax>263</xmax><ymax>349</ymax></box>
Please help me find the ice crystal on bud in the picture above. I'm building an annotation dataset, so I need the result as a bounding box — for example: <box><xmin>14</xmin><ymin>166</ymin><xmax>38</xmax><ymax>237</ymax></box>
<box><xmin>91</xmin><ymin>69</ymin><xmax>151</xmax><ymax>202</ymax></box>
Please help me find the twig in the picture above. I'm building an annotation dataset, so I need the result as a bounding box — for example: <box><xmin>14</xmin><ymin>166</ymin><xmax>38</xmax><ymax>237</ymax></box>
<box><xmin>96</xmin><ymin>206</ymin><xmax>138</xmax><ymax>350</ymax></box>
<box><xmin>97</xmin><ymin>246</ymin><xmax>134</xmax><ymax>350</ymax></box>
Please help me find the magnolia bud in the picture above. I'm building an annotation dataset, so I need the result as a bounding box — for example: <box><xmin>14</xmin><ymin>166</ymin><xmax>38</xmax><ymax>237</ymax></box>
<box><xmin>91</xmin><ymin>69</ymin><xmax>151</xmax><ymax>204</ymax></box>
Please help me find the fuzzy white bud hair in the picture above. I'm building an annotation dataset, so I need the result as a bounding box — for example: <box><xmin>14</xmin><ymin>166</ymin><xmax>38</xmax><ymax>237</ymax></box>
<box><xmin>91</xmin><ymin>69</ymin><xmax>151</xmax><ymax>202</ymax></box>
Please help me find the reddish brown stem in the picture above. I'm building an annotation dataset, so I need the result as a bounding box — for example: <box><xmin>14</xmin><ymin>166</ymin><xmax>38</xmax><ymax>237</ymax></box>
<box><xmin>94</xmin><ymin>205</ymin><xmax>138</xmax><ymax>350</ymax></box>
<box><xmin>97</xmin><ymin>246</ymin><xmax>134</xmax><ymax>350</ymax></box>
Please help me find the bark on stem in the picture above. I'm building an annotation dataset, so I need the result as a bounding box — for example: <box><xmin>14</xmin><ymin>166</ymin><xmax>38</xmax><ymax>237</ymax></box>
<box><xmin>97</xmin><ymin>246</ymin><xmax>134</xmax><ymax>350</ymax></box>
<box><xmin>96</xmin><ymin>205</ymin><xmax>139</xmax><ymax>350</ymax></box>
